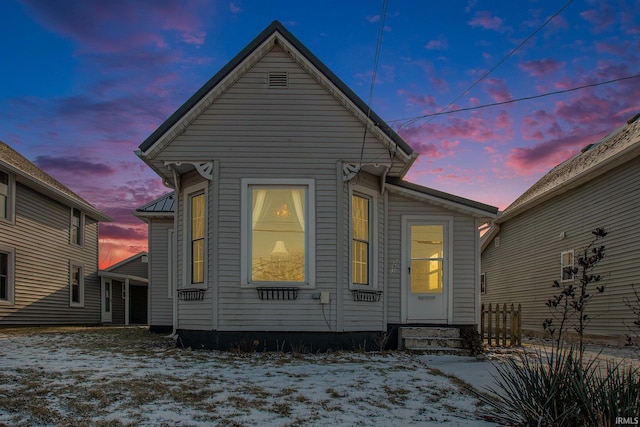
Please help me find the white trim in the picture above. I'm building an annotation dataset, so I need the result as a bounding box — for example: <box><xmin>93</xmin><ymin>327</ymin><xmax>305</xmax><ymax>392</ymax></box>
<box><xmin>182</xmin><ymin>181</ymin><xmax>208</xmax><ymax>289</ymax></box>
<box><xmin>69</xmin><ymin>207</ymin><xmax>85</xmax><ymax>246</ymax></box>
<box><xmin>348</xmin><ymin>185</ymin><xmax>378</xmax><ymax>290</ymax></box>
<box><xmin>0</xmin><ymin>245</ymin><xmax>15</xmax><ymax>305</ymax></box>
<box><xmin>240</xmin><ymin>178</ymin><xmax>316</xmax><ymax>288</ymax></box>
<box><xmin>560</xmin><ymin>250</ymin><xmax>575</xmax><ymax>282</ymax></box>
<box><xmin>69</xmin><ymin>261</ymin><xmax>85</xmax><ymax>307</ymax></box>
<box><xmin>168</xmin><ymin>229</ymin><xmax>175</xmax><ymax>299</ymax></box>
<box><xmin>0</xmin><ymin>169</ymin><xmax>15</xmax><ymax>224</ymax></box>
<box><xmin>400</xmin><ymin>215</ymin><xmax>454</xmax><ymax>324</ymax></box>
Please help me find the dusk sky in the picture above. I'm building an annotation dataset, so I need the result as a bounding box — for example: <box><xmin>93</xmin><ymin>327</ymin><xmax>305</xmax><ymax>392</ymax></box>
<box><xmin>1</xmin><ymin>0</ymin><xmax>638</xmax><ymax>268</ymax></box>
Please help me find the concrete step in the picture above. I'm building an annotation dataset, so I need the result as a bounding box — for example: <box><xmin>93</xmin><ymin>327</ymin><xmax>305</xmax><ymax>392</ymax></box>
<box><xmin>404</xmin><ymin>337</ymin><xmax>464</xmax><ymax>350</ymax></box>
<box><xmin>400</xmin><ymin>327</ymin><xmax>460</xmax><ymax>339</ymax></box>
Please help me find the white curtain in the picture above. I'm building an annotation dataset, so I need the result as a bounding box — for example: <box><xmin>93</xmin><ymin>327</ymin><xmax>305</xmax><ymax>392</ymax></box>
<box><xmin>252</xmin><ymin>190</ymin><xmax>267</xmax><ymax>229</ymax></box>
<box><xmin>291</xmin><ymin>189</ymin><xmax>305</xmax><ymax>232</ymax></box>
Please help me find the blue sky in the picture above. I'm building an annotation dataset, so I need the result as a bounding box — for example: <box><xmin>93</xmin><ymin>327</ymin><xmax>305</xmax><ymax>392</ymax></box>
<box><xmin>1</xmin><ymin>0</ymin><xmax>638</xmax><ymax>266</ymax></box>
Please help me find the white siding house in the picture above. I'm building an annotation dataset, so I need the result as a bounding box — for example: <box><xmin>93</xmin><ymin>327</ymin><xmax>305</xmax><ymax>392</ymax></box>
<box><xmin>136</xmin><ymin>21</ymin><xmax>497</xmax><ymax>350</ymax></box>
<box><xmin>481</xmin><ymin>114</ymin><xmax>640</xmax><ymax>343</ymax></box>
<box><xmin>0</xmin><ymin>141</ymin><xmax>111</xmax><ymax>325</ymax></box>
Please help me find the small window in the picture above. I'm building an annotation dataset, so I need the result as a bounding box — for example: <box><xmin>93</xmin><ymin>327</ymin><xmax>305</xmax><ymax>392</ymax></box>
<box><xmin>352</xmin><ymin>194</ymin><xmax>370</xmax><ymax>286</ymax></box>
<box><xmin>561</xmin><ymin>251</ymin><xmax>575</xmax><ymax>282</ymax></box>
<box><xmin>71</xmin><ymin>208</ymin><xmax>83</xmax><ymax>245</ymax></box>
<box><xmin>0</xmin><ymin>247</ymin><xmax>15</xmax><ymax>304</ymax></box>
<box><xmin>0</xmin><ymin>170</ymin><xmax>12</xmax><ymax>221</ymax></box>
<box><xmin>480</xmin><ymin>273</ymin><xmax>486</xmax><ymax>294</ymax></box>
<box><xmin>70</xmin><ymin>263</ymin><xmax>84</xmax><ymax>307</ymax></box>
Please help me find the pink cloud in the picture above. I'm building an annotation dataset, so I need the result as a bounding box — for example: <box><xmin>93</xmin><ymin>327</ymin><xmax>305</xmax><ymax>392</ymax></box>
<box><xmin>519</xmin><ymin>58</ymin><xmax>562</xmax><ymax>77</ymax></box>
<box><xmin>468</xmin><ymin>11</ymin><xmax>507</xmax><ymax>32</ymax></box>
<box><xmin>366</xmin><ymin>15</ymin><xmax>381</xmax><ymax>23</ymax></box>
<box><xmin>35</xmin><ymin>155</ymin><xmax>116</xmax><ymax>177</ymax></box>
<box><xmin>482</xmin><ymin>78</ymin><xmax>512</xmax><ymax>103</ymax></box>
<box><xmin>425</xmin><ymin>35</ymin><xmax>448</xmax><ymax>50</ymax></box>
<box><xmin>397</xmin><ymin>89</ymin><xmax>437</xmax><ymax>109</ymax></box>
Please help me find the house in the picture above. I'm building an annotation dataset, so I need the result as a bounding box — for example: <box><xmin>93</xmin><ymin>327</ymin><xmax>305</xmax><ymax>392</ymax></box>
<box><xmin>135</xmin><ymin>21</ymin><xmax>498</xmax><ymax>350</ymax></box>
<box><xmin>481</xmin><ymin>113</ymin><xmax>640</xmax><ymax>342</ymax></box>
<box><xmin>98</xmin><ymin>252</ymin><xmax>149</xmax><ymax>325</ymax></box>
<box><xmin>0</xmin><ymin>141</ymin><xmax>112</xmax><ymax>325</ymax></box>
<box><xmin>134</xmin><ymin>193</ymin><xmax>175</xmax><ymax>333</ymax></box>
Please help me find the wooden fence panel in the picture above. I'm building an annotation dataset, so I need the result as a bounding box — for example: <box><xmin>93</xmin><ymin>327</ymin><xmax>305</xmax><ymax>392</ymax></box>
<box><xmin>481</xmin><ymin>303</ymin><xmax>522</xmax><ymax>347</ymax></box>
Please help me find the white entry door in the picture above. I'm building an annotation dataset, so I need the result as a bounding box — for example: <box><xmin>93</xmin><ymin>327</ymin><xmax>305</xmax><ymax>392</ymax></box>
<box><xmin>402</xmin><ymin>218</ymin><xmax>451</xmax><ymax>323</ymax></box>
<box><xmin>101</xmin><ymin>279</ymin><xmax>112</xmax><ymax>323</ymax></box>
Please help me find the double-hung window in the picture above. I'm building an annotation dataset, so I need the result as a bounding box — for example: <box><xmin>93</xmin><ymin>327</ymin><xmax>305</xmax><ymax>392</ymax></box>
<box><xmin>241</xmin><ymin>179</ymin><xmax>315</xmax><ymax>286</ymax></box>
<box><xmin>71</xmin><ymin>208</ymin><xmax>83</xmax><ymax>245</ymax></box>
<box><xmin>184</xmin><ymin>182</ymin><xmax>207</xmax><ymax>287</ymax></box>
<box><xmin>0</xmin><ymin>170</ymin><xmax>11</xmax><ymax>221</ymax></box>
<box><xmin>561</xmin><ymin>251</ymin><xmax>575</xmax><ymax>282</ymax></box>
<box><xmin>69</xmin><ymin>262</ymin><xmax>84</xmax><ymax>307</ymax></box>
<box><xmin>0</xmin><ymin>246</ymin><xmax>15</xmax><ymax>304</ymax></box>
<box><xmin>350</xmin><ymin>187</ymin><xmax>377</xmax><ymax>288</ymax></box>
<box><xmin>352</xmin><ymin>194</ymin><xmax>370</xmax><ymax>286</ymax></box>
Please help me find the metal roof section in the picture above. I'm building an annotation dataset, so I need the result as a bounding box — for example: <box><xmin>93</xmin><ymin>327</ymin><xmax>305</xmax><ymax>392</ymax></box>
<box><xmin>134</xmin><ymin>191</ymin><xmax>175</xmax><ymax>218</ymax></box>
<box><xmin>385</xmin><ymin>177</ymin><xmax>499</xmax><ymax>220</ymax></box>
<box><xmin>136</xmin><ymin>20</ymin><xmax>416</xmax><ymax>180</ymax></box>
<box><xmin>498</xmin><ymin>113</ymin><xmax>640</xmax><ymax>224</ymax></box>
<box><xmin>0</xmin><ymin>140</ymin><xmax>112</xmax><ymax>222</ymax></box>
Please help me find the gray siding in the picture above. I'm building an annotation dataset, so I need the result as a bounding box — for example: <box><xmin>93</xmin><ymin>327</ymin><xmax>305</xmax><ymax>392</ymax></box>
<box><xmin>108</xmin><ymin>256</ymin><xmax>148</xmax><ymax>278</ymax></box>
<box><xmin>148</xmin><ymin>219</ymin><xmax>173</xmax><ymax>328</ymax></box>
<box><xmin>387</xmin><ymin>192</ymin><xmax>479</xmax><ymax>325</ymax></box>
<box><xmin>481</xmin><ymin>155</ymin><xmax>640</xmax><ymax>338</ymax></box>
<box><xmin>0</xmin><ymin>182</ymin><xmax>101</xmax><ymax>324</ymax></box>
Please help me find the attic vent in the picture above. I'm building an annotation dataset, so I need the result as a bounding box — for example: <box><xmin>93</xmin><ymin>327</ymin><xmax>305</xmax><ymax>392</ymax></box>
<box><xmin>268</xmin><ymin>71</ymin><xmax>288</xmax><ymax>88</ymax></box>
<box><xmin>494</xmin><ymin>236</ymin><xmax>501</xmax><ymax>248</ymax></box>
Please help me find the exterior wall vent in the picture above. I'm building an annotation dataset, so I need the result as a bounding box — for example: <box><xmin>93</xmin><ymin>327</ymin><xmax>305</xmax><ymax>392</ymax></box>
<box><xmin>494</xmin><ymin>236</ymin><xmax>500</xmax><ymax>248</ymax></box>
<box><xmin>268</xmin><ymin>71</ymin><xmax>288</xmax><ymax>88</ymax></box>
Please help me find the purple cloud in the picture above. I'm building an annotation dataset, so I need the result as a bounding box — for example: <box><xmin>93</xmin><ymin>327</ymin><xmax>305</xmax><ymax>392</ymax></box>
<box><xmin>519</xmin><ymin>58</ymin><xmax>562</xmax><ymax>77</ymax></box>
<box><xmin>482</xmin><ymin>78</ymin><xmax>512</xmax><ymax>103</ymax></box>
<box><xmin>425</xmin><ymin>35</ymin><xmax>448</xmax><ymax>50</ymax></box>
<box><xmin>580</xmin><ymin>3</ymin><xmax>616</xmax><ymax>33</ymax></box>
<box><xmin>100</xmin><ymin>224</ymin><xmax>147</xmax><ymax>241</ymax></box>
<box><xmin>35</xmin><ymin>155</ymin><xmax>115</xmax><ymax>177</ymax></box>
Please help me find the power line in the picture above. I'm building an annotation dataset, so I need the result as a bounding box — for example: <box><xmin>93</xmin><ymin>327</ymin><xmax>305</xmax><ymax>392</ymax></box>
<box><xmin>359</xmin><ymin>0</ymin><xmax>389</xmax><ymax>166</ymax></box>
<box><xmin>388</xmin><ymin>73</ymin><xmax>640</xmax><ymax>124</ymax></box>
<box><xmin>399</xmin><ymin>0</ymin><xmax>575</xmax><ymax>135</ymax></box>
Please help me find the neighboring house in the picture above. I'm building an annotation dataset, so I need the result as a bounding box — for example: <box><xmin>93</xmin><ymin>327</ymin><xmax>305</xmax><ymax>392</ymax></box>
<box><xmin>135</xmin><ymin>21</ymin><xmax>497</xmax><ymax>350</ymax></box>
<box><xmin>0</xmin><ymin>141</ymin><xmax>112</xmax><ymax>325</ymax></box>
<box><xmin>134</xmin><ymin>193</ymin><xmax>175</xmax><ymax>333</ymax></box>
<box><xmin>481</xmin><ymin>113</ymin><xmax>640</xmax><ymax>342</ymax></box>
<box><xmin>99</xmin><ymin>252</ymin><xmax>149</xmax><ymax>325</ymax></box>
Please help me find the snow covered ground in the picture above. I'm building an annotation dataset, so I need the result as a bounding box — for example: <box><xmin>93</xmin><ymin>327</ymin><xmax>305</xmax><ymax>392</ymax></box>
<box><xmin>0</xmin><ymin>327</ymin><xmax>502</xmax><ymax>426</ymax></box>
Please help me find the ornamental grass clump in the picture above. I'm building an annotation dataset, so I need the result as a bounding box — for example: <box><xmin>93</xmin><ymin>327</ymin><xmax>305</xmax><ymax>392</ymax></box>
<box><xmin>476</xmin><ymin>346</ymin><xmax>639</xmax><ymax>426</ymax></box>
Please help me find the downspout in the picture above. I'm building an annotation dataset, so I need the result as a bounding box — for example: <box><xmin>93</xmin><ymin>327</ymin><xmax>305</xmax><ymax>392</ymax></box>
<box><xmin>169</xmin><ymin>165</ymin><xmax>181</xmax><ymax>336</ymax></box>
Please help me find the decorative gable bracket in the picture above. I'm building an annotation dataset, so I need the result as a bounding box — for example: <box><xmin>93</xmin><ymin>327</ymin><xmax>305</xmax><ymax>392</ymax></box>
<box><xmin>164</xmin><ymin>161</ymin><xmax>214</xmax><ymax>181</ymax></box>
<box><xmin>342</xmin><ymin>163</ymin><xmax>360</xmax><ymax>182</ymax></box>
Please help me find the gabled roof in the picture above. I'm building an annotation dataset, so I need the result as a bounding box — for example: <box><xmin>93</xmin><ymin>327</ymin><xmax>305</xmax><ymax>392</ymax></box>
<box><xmin>497</xmin><ymin>113</ymin><xmax>640</xmax><ymax>224</ymax></box>
<box><xmin>385</xmin><ymin>177</ymin><xmax>498</xmax><ymax>220</ymax></box>
<box><xmin>0</xmin><ymin>141</ymin><xmax>112</xmax><ymax>222</ymax></box>
<box><xmin>134</xmin><ymin>192</ymin><xmax>175</xmax><ymax>219</ymax></box>
<box><xmin>103</xmin><ymin>251</ymin><xmax>148</xmax><ymax>272</ymax></box>
<box><xmin>137</xmin><ymin>20</ymin><xmax>416</xmax><ymax>178</ymax></box>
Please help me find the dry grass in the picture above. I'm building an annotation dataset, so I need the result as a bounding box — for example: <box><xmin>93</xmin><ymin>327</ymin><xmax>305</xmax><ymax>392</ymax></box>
<box><xmin>0</xmin><ymin>326</ymin><xmax>491</xmax><ymax>426</ymax></box>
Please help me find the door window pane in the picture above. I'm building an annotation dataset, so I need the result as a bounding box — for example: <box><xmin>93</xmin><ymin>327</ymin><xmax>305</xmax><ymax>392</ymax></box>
<box><xmin>410</xmin><ymin>225</ymin><xmax>443</xmax><ymax>294</ymax></box>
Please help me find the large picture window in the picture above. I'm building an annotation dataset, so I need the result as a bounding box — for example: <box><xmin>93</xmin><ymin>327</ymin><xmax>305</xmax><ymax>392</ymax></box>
<box><xmin>242</xmin><ymin>179</ymin><xmax>315</xmax><ymax>286</ymax></box>
<box><xmin>352</xmin><ymin>194</ymin><xmax>370</xmax><ymax>286</ymax></box>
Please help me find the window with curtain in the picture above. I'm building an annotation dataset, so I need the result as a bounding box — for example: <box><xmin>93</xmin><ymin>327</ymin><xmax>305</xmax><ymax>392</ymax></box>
<box><xmin>191</xmin><ymin>193</ymin><xmax>205</xmax><ymax>284</ymax></box>
<box><xmin>249</xmin><ymin>186</ymin><xmax>306</xmax><ymax>282</ymax></box>
<box><xmin>352</xmin><ymin>194</ymin><xmax>370</xmax><ymax>285</ymax></box>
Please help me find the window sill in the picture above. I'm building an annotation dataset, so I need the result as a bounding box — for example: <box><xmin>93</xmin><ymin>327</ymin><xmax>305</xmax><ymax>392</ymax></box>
<box><xmin>69</xmin><ymin>303</ymin><xmax>85</xmax><ymax>308</ymax></box>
